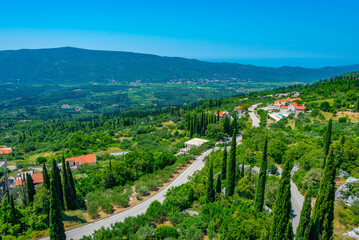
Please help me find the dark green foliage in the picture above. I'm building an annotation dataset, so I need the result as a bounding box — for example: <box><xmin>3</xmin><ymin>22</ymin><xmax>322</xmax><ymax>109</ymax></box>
<box><xmin>240</xmin><ymin>160</ymin><xmax>245</xmax><ymax>178</ymax></box>
<box><xmin>66</xmin><ymin>161</ymin><xmax>78</xmax><ymax>208</ymax></box>
<box><xmin>254</xmin><ymin>137</ymin><xmax>268</xmax><ymax>212</ymax></box>
<box><xmin>26</xmin><ymin>173</ymin><xmax>36</xmax><ymax>204</ymax></box>
<box><xmin>310</xmin><ymin>147</ymin><xmax>336</xmax><ymax>240</ymax></box>
<box><xmin>155</xmin><ymin>225</ymin><xmax>179</xmax><ymax>239</ymax></box>
<box><xmin>269</xmin><ymin>156</ymin><xmax>293</xmax><ymax>240</ymax></box>
<box><xmin>216</xmin><ymin>174</ymin><xmax>222</xmax><ymax>193</ymax></box>
<box><xmin>205</xmin><ymin>160</ymin><xmax>215</xmax><ymax>203</ymax></box>
<box><xmin>221</xmin><ymin>147</ymin><xmax>227</xmax><ymax>180</ymax></box>
<box><xmin>42</xmin><ymin>163</ymin><xmax>50</xmax><ymax>190</ymax></box>
<box><xmin>62</xmin><ymin>156</ymin><xmax>72</xmax><ymax>210</ymax></box>
<box><xmin>49</xmin><ymin>178</ymin><xmax>66</xmax><ymax>240</ymax></box>
<box><xmin>322</xmin><ymin>119</ymin><xmax>332</xmax><ymax>168</ymax></box>
<box><xmin>296</xmin><ymin>194</ymin><xmax>312</xmax><ymax>240</ymax></box>
<box><xmin>103</xmin><ymin>161</ymin><xmax>116</xmax><ymax>189</ymax></box>
<box><xmin>51</xmin><ymin>159</ymin><xmax>64</xmax><ymax>209</ymax></box>
<box><xmin>225</xmin><ymin>132</ymin><xmax>236</xmax><ymax>198</ymax></box>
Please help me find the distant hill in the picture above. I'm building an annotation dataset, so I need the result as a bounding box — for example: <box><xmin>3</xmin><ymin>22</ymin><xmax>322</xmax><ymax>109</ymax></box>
<box><xmin>0</xmin><ymin>47</ymin><xmax>359</xmax><ymax>84</ymax></box>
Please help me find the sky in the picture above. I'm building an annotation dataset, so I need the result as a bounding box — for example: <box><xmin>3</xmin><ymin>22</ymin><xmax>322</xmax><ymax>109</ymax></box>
<box><xmin>1</xmin><ymin>0</ymin><xmax>358</xmax><ymax>67</ymax></box>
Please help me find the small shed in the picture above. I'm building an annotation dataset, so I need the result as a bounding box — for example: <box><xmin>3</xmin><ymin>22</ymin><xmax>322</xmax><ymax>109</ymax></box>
<box><xmin>184</xmin><ymin>138</ymin><xmax>209</xmax><ymax>150</ymax></box>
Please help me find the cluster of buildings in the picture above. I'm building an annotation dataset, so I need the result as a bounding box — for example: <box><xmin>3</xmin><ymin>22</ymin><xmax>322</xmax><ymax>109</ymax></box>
<box><xmin>214</xmin><ymin>106</ymin><xmax>246</xmax><ymax>120</ymax></box>
<box><xmin>271</xmin><ymin>97</ymin><xmax>306</xmax><ymax>116</ymax></box>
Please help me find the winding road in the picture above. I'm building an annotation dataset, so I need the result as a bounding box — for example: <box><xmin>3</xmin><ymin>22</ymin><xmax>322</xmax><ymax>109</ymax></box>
<box><xmin>250</xmin><ymin>104</ymin><xmax>304</xmax><ymax>235</ymax></box>
<box><xmin>42</xmin><ymin>136</ymin><xmax>242</xmax><ymax>240</ymax></box>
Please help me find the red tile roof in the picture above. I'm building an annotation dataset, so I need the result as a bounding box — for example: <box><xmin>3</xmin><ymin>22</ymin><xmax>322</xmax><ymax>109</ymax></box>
<box><xmin>215</xmin><ymin>111</ymin><xmax>229</xmax><ymax>117</ymax></box>
<box><xmin>281</xmin><ymin>106</ymin><xmax>289</xmax><ymax>109</ymax></box>
<box><xmin>16</xmin><ymin>173</ymin><xmax>43</xmax><ymax>186</ymax></box>
<box><xmin>291</xmin><ymin>102</ymin><xmax>298</xmax><ymax>106</ymax></box>
<box><xmin>291</xmin><ymin>98</ymin><xmax>302</xmax><ymax>101</ymax></box>
<box><xmin>0</xmin><ymin>147</ymin><xmax>12</xmax><ymax>155</ymax></box>
<box><xmin>296</xmin><ymin>106</ymin><xmax>306</xmax><ymax>110</ymax></box>
<box><xmin>66</xmin><ymin>154</ymin><xmax>97</xmax><ymax>166</ymax></box>
<box><xmin>235</xmin><ymin>106</ymin><xmax>242</xmax><ymax>109</ymax></box>
<box><xmin>277</xmin><ymin>97</ymin><xmax>291</xmax><ymax>103</ymax></box>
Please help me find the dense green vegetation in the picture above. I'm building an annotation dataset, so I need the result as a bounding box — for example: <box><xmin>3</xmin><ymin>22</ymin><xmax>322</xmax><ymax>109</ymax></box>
<box><xmin>1</xmin><ymin>71</ymin><xmax>359</xmax><ymax>239</ymax></box>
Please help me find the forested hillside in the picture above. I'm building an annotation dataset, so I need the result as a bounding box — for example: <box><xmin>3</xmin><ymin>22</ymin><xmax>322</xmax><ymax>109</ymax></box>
<box><xmin>1</xmin><ymin>71</ymin><xmax>359</xmax><ymax>239</ymax></box>
<box><xmin>1</xmin><ymin>47</ymin><xmax>359</xmax><ymax>84</ymax></box>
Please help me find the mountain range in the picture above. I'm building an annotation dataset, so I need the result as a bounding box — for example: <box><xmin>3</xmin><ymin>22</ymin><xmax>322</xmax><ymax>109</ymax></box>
<box><xmin>1</xmin><ymin>47</ymin><xmax>359</xmax><ymax>84</ymax></box>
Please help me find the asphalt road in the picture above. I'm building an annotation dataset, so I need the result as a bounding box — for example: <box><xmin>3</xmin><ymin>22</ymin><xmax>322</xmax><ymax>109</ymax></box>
<box><xmin>43</xmin><ymin>135</ymin><xmax>242</xmax><ymax>240</ymax></box>
<box><xmin>248</xmin><ymin>104</ymin><xmax>260</xmax><ymax>127</ymax></box>
<box><xmin>275</xmin><ymin>161</ymin><xmax>305</xmax><ymax>235</ymax></box>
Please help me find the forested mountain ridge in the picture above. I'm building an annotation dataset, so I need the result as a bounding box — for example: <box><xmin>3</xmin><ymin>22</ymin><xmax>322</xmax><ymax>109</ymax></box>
<box><xmin>1</xmin><ymin>47</ymin><xmax>359</xmax><ymax>84</ymax></box>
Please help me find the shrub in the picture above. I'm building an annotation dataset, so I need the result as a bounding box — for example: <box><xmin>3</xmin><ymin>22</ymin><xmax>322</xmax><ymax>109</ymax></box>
<box><xmin>36</xmin><ymin>156</ymin><xmax>47</xmax><ymax>164</ymax></box>
<box><xmin>137</xmin><ymin>225</ymin><xmax>155</xmax><ymax>239</ymax></box>
<box><xmin>155</xmin><ymin>225</ymin><xmax>179</xmax><ymax>239</ymax></box>
<box><xmin>267</xmin><ymin>162</ymin><xmax>278</xmax><ymax>175</ymax></box>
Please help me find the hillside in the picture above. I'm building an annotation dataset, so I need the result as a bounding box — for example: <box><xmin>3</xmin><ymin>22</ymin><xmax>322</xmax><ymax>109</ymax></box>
<box><xmin>1</xmin><ymin>47</ymin><xmax>359</xmax><ymax>84</ymax></box>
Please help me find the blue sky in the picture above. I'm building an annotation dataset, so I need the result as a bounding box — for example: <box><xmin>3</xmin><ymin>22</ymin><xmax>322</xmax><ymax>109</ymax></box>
<box><xmin>1</xmin><ymin>0</ymin><xmax>358</xmax><ymax>67</ymax></box>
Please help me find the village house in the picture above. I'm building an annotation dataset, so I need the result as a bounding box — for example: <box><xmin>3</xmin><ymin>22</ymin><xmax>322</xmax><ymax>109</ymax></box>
<box><xmin>280</xmin><ymin>102</ymin><xmax>306</xmax><ymax>116</ymax></box>
<box><xmin>235</xmin><ymin>106</ymin><xmax>245</xmax><ymax>118</ymax></box>
<box><xmin>15</xmin><ymin>173</ymin><xmax>43</xmax><ymax>186</ymax></box>
<box><xmin>215</xmin><ymin>111</ymin><xmax>229</xmax><ymax>119</ymax></box>
<box><xmin>184</xmin><ymin>138</ymin><xmax>209</xmax><ymax>150</ymax></box>
<box><xmin>0</xmin><ymin>146</ymin><xmax>13</xmax><ymax>155</ymax></box>
<box><xmin>66</xmin><ymin>153</ymin><xmax>97</xmax><ymax>169</ymax></box>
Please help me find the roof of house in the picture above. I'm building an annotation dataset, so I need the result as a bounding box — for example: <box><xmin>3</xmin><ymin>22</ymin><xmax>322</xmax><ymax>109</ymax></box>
<box><xmin>281</xmin><ymin>106</ymin><xmax>289</xmax><ymax>109</ymax></box>
<box><xmin>290</xmin><ymin>97</ymin><xmax>302</xmax><ymax>101</ymax></box>
<box><xmin>235</xmin><ymin>106</ymin><xmax>242</xmax><ymax>110</ymax></box>
<box><xmin>277</xmin><ymin>97</ymin><xmax>291</xmax><ymax>103</ymax></box>
<box><xmin>185</xmin><ymin>138</ymin><xmax>209</xmax><ymax>147</ymax></box>
<box><xmin>296</xmin><ymin>106</ymin><xmax>306</xmax><ymax>110</ymax></box>
<box><xmin>215</xmin><ymin>111</ymin><xmax>229</xmax><ymax>117</ymax></box>
<box><xmin>291</xmin><ymin>102</ymin><xmax>298</xmax><ymax>106</ymax></box>
<box><xmin>0</xmin><ymin>147</ymin><xmax>13</xmax><ymax>155</ymax></box>
<box><xmin>16</xmin><ymin>173</ymin><xmax>43</xmax><ymax>186</ymax></box>
<box><xmin>66</xmin><ymin>153</ymin><xmax>97</xmax><ymax>166</ymax></box>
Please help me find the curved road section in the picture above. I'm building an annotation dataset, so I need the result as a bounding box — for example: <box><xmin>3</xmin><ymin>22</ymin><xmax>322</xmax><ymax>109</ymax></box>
<box><xmin>43</xmin><ymin>135</ymin><xmax>242</xmax><ymax>240</ymax></box>
<box><xmin>248</xmin><ymin>104</ymin><xmax>260</xmax><ymax>127</ymax></box>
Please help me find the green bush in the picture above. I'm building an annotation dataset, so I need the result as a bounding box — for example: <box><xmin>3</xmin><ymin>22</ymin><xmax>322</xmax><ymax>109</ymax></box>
<box><xmin>155</xmin><ymin>225</ymin><xmax>178</xmax><ymax>239</ymax></box>
<box><xmin>36</xmin><ymin>156</ymin><xmax>47</xmax><ymax>164</ymax></box>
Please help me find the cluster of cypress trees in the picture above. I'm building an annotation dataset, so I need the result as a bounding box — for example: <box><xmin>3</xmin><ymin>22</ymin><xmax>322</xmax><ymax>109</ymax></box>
<box><xmin>296</xmin><ymin>119</ymin><xmax>336</xmax><ymax>240</ymax></box>
<box><xmin>254</xmin><ymin>137</ymin><xmax>268</xmax><ymax>212</ymax></box>
<box><xmin>205</xmin><ymin>159</ymin><xmax>215</xmax><ymax>203</ymax></box>
<box><xmin>188</xmin><ymin>112</ymin><xmax>218</xmax><ymax>137</ymax></box>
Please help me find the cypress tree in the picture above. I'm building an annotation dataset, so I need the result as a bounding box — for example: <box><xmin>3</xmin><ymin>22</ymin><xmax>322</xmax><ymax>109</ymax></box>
<box><xmin>296</xmin><ymin>193</ymin><xmax>312</xmax><ymax>240</ymax></box>
<box><xmin>225</xmin><ymin>131</ymin><xmax>236</xmax><ymax>198</ymax></box>
<box><xmin>240</xmin><ymin>160</ymin><xmax>245</xmax><ymax>179</ymax></box>
<box><xmin>205</xmin><ymin>160</ymin><xmax>215</xmax><ymax>203</ymax></box>
<box><xmin>66</xmin><ymin>161</ymin><xmax>78</xmax><ymax>208</ymax></box>
<box><xmin>26</xmin><ymin>173</ymin><xmax>36</xmax><ymax>204</ymax></box>
<box><xmin>43</xmin><ymin>163</ymin><xmax>50</xmax><ymax>190</ymax></box>
<box><xmin>51</xmin><ymin>159</ymin><xmax>64</xmax><ymax>209</ymax></box>
<box><xmin>216</xmin><ymin>174</ymin><xmax>222</xmax><ymax>194</ymax></box>
<box><xmin>322</xmin><ymin>119</ymin><xmax>332</xmax><ymax>168</ymax></box>
<box><xmin>49</xmin><ymin>178</ymin><xmax>66</xmax><ymax>240</ymax></box>
<box><xmin>310</xmin><ymin>147</ymin><xmax>336</xmax><ymax>240</ymax></box>
<box><xmin>254</xmin><ymin>138</ymin><xmax>268</xmax><ymax>212</ymax></box>
<box><xmin>62</xmin><ymin>156</ymin><xmax>72</xmax><ymax>210</ymax></box>
<box><xmin>221</xmin><ymin>147</ymin><xmax>227</xmax><ymax>180</ymax></box>
<box><xmin>269</xmin><ymin>156</ymin><xmax>293</xmax><ymax>240</ymax></box>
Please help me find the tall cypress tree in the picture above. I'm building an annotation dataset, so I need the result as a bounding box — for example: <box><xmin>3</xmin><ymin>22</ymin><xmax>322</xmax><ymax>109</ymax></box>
<box><xmin>51</xmin><ymin>159</ymin><xmax>64</xmax><ymax>209</ymax></box>
<box><xmin>26</xmin><ymin>173</ymin><xmax>36</xmax><ymax>204</ymax></box>
<box><xmin>205</xmin><ymin>160</ymin><xmax>215</xmax><ymax>203</ymax></box>
<box><xmin>225</xmin><ymin>131</ymin><xmax>236</xmax><ymax>198</ymax></box>
<box><xmin>43</xmin><ymin>163</ymin><xmax>50</xmax><ymax>190</ymax></box>
<box><xmin>62</xmin><ymin>156</ymin><xmax>72</xmax><ymax>210</ymax></box>
<box><xmin>296</xmin><ymin>193</ymin><xmax>312</xmax><ymax>240</ymax></box>
<box><xmin>322</xmin><ymin>119</ymin><xmax>332</xmax><ymax>168</ymax></box>
<box><xmin>49</xmin><ymin>178</ymin><xmax>66</xmax><ymax>240</ymax></box>
<box><xmin>269</xmin><ymin>156</ymin><xmax>293</xmax><ymax>240</ymax></box>
<box><xmin>66</xmin><ymin>161</ymin><xmax>78</xmax><ymax>208</ymax></box>
<box><xmin>240</xmin><ymin>160</ymin><xmax>245</xmax><ymax>179</ymax></box>
<box><xmin>216</xmin><ymin>174</ymin><xmax>222</xmax><ymax>194</ymax></box>
<box><xmin>310</xmin><ymin>147</ymin><xmax>336</xmax><ymax>240</ymax></box>
<box><xmin>254</xmin><ymin>138</ymin><xmax>268</xmax><ymax>212</ymax></box>
<box><xmin>221</xmin><ymin>147</ymin><xmax>227</xmax><ymax>180</ymax></box>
